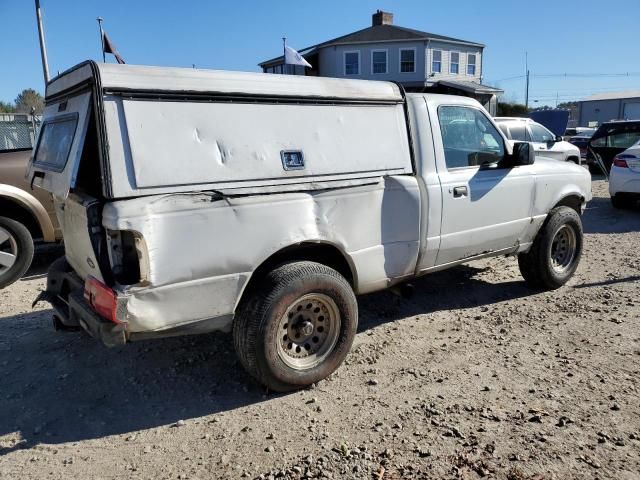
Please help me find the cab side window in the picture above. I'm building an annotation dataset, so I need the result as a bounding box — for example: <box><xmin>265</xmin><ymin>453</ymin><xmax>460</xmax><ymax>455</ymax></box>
<box><xmin>438</xmin><ymin>106</ymin><xmax>505</xmax><ymax>169</ymax></box>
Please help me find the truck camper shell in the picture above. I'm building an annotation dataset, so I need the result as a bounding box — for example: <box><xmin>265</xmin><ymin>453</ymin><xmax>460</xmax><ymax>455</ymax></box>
<box><xmin>34</xmin><ymin>61</ymin><xmax>414</xmax><ymax>199</ymax></box>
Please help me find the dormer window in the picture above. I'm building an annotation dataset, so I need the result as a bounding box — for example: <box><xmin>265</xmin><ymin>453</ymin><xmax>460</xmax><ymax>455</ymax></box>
<box><xmin>432</xmin><ymin>50</ymin><xmax>442</xmax><ymax>74</ymax></box>
<box><xmin>400</xmin><ymin>49</ymin><xmax>415</xmax><ymax>73</ymax></box>
<box><xmin>372</xmin><ymin>50</ymin><xmax>388</xmax><ymax>74</ymax></box>
<box><xmin>344</xmin><ymin>51</ymin><xmax>360</xmax><ymax>75</ymax></box>
<box><xmin>450</xmin><ymin>52</ymin><xmax>460</xmax><ymax>74</ymax></box>
<box><xmin>467</xmin><ymin>53</ymin><xmax>477</xmax><ymax>75</ymax></box>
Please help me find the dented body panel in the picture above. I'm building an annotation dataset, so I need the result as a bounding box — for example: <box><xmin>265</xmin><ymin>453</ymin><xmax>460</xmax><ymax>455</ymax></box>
<box><xmin>102</xmin><ymin>176</ymin><xmax>421</xmax><ymax>332</ymax></box>
<box><xmin>30</xmin><ymin>62</ymin><xmax>592</xmax><ymax>342</ymax></box>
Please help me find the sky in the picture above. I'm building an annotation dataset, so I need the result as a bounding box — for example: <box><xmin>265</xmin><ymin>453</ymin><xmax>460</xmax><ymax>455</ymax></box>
<box><xmin>2</xmin><ymin>0</ymin><xmax>639</xmax><ymax>107</ymax></box>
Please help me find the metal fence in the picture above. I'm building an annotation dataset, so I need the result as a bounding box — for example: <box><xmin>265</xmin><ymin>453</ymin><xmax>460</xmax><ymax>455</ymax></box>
<box><xmin>0</xmin><ymin>113</ymin><xmax>42</xmax><ymax>150</ymax></box>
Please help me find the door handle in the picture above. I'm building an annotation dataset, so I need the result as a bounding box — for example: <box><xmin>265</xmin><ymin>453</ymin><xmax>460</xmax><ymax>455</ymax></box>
<box><xmin>453</xmin><ymin>186</ymin><xmax>468</xmax><ymax>198</ymax></box>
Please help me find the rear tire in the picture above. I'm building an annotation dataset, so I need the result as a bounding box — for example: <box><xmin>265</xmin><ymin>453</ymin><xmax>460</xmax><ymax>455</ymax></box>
<box><xmin>611</xmin><ymin>194</ymin><xmax>629</xmax><ymax>209</ymax></box>
<box><xmin>518</xmin><ymin>206</ymin><xmax>583</xmax><ymax>290</ymax></box>
<box><xmin>588</xmin><ymin>163</ymin><xmax>603</xmax><ymax>175</ymax></box>
<box><xmin>0</xmin><ymin>216</ymin><xmax>35</xmax><ymax>289</ymax></box>
<box><xmin>233</xmin><ymin>261</ymin><xmax>358</xmax><ymax>392</ymax></box>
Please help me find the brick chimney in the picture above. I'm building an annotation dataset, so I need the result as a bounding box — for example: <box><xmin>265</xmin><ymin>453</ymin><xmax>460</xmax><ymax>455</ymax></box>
<box><xmin>372</xmin><ymin>10</ymin><xmax>393</xmax><ymax>26</ymax></box>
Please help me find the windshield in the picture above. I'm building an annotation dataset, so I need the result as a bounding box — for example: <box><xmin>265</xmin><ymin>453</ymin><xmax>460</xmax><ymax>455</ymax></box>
<box><xmin>33</xmin><ymin>114</ymin><xmax>78</xmax><ymax>172</ymax></box>
<box><xmin>529</xmin><ymin>124</ymin><xmax>555</xmax><ymax>143</ymax></box>
<box><xmin>509</xmin><ymin>125</ymin><xmax>529</xmax><ymax>141</ymax></box>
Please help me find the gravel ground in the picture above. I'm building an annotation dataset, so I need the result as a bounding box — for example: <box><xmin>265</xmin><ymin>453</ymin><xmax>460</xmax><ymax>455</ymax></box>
<box><xmin>0</xmin><ymin>178</ymin><xmax>639</xmax><ymax>480</ymax></box>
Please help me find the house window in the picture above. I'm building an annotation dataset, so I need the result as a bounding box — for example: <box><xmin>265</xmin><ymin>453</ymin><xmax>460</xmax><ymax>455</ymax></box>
<box><xmin>432</xmin><ymin>50</ymin><xmax>442</xmax><ymax>74</ymax></box>
<box><xmin>400</xmin><ymin>48</ymin><xmax>415</xmax><ymax>73</ymax></box>
<box><xmin>372</xmin><ymin>50</ymin><xmax>387</xmax><ymax>74</ymax></box>
<box><xmin>344</xmin><ymin>51</ymin><xmax>360</xmax><ymax>75</ymax></box>
<box><xmin>450</xmin><ymin>52</ymin><xmax>459</xmax><ymax>74</ymax></box>
<box><xmin>467</xmin><ymin>53</ymin><xmax>477</xmax><ymax>75</ymax></box>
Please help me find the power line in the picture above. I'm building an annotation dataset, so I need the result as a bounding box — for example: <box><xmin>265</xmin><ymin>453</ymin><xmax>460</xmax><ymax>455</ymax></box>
<box><xmin>488</xmin><ymin>71</ymin><xmax>640</xmax><ymax>83</ymax></box>
<box><xmin>533</xmin><ymin>72</ymin><xmax>640</xmax><ymax>79</ymax></box>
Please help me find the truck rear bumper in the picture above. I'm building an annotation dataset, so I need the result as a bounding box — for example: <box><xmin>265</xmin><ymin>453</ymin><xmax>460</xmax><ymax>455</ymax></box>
<box><xmin>37</xmin><ymin>257</ymin><xmax>126</xmax><ymax>347</ymax></box>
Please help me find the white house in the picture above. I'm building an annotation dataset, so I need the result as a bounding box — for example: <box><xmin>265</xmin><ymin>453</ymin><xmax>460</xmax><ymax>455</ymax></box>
<box><xmin>259</xmin><ymin>11</ymin><xmax>503</xmax><ymax>114</ymax></box>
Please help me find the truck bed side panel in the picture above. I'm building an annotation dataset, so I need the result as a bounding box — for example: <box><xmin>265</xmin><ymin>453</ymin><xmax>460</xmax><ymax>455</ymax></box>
<box><xmin>102</xmin><ymin>177</ymin><xmax>420</xmax><ymax>333</ymax></box>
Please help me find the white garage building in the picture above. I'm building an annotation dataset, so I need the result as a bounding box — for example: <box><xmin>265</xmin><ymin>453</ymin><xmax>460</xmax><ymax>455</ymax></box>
<box><xmin>577</xmin><ymin>90</ymin><xmax>640</xmax><ymax>127</ymax></box>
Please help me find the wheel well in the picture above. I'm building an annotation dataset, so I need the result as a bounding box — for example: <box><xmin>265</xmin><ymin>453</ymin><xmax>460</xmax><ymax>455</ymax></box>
<box><xmin>238</xmin><ymin>243</ymin><xmax>355</xmax><ymax>306</ymax></box>
<box><xmin>0</xmin><ymin>197</ymin><xmax>42</xmax><ymax>240</ymax></box>
<box><xmin>567</xmin><ymin>155</ymin><xmax>580</xmax><ymax>163</ymax></box>
<box><xmin>554</xmin><ymin>195</ymin><xmax>583</xmax><ymax>215</ymax></box>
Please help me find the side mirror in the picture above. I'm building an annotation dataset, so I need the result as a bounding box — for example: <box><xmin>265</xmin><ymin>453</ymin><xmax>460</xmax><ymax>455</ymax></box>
<box><xmin>555</xmin><ymin>135</ymin><xmax>563</xmax><ymax>143</ymax></box>
<box><xmin>504</xmin><ymin>142</ymin><xmax>535</xmax><ymax>167</ymax></box>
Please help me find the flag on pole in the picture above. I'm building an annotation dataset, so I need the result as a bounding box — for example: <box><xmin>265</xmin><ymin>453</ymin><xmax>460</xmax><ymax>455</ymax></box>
<box><xmin>102</xmin><ymin>31</ymin><xmax>125</xmax><ymax>64</ymax></box>
<box><xmin>284</xmin><ymin>45</ymin><xmax>312</xmax><ymax>68</ymax></box>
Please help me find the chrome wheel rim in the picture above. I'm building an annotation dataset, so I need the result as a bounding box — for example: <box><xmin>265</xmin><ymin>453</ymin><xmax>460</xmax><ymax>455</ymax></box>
<box><xmin>550</xmin><ymin>225</ymin><xmax>577</xmax><ymax>274</ymax></box>
<box><xmin>276</xmin><ymin>293</ymin><xmax>341</xmax><ymax>370</ymax></box>
<box><xmin>0</xmin><ymin>226</ymin><xmax>18</xmax><ymax>274</ymax></box>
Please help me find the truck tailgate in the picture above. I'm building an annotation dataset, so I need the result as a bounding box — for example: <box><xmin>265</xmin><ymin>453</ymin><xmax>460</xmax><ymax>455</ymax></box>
<box><xmin>57</xmin><ymin>193</ymin><xmax>105</xmax><ymax>282</ymax></box>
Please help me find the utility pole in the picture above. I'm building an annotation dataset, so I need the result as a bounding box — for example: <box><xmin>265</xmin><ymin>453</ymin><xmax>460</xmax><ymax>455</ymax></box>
<box><xmin>34</xmin><ymin>0</ymin><xmax>50</xmax><ymax>84</ymax></box>
<box><xmin>282</xmin><ymin>37</ymin><xmax>287</xmax><ymax>75</ymax></box>
<box><xmin>524</xmin><ymin>51</ymin><xmax>529</xmax><ymax>109</ymax></box>
<box><xmin>525</xmin><ymin>70</ymin><xmax>530</xmax><ymax>109</ymax></box>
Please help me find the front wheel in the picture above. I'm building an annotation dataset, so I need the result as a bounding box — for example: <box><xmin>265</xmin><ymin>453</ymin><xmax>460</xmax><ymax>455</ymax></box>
<box><xmin>233</xmin><ymin>261</ymin><xmax>358</xmax><ymax>392</ymax></box>
<box><xmin>518</xmin><ymin>206</ymin><xmax>583</xmax><ymax>290</ymax></box>
<box><xmin>0</xmin><ymin>216</ymin><xmax>35</xmax><ymax>289</ymax></box>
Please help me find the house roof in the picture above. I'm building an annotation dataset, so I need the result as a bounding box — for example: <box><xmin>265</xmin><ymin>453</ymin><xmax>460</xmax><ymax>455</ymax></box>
<box><xmin>437</xmin><ymin>79</ymin><xmax>503</xmax><ymax>95</ymax></box>
<box><xmin>581</xmin><ymin>90</ymin><xmax>640</xmax><ymax>102</ymax></box>
<box><xmin>259</xmin><ymin>24</ymin><xmax>484</xmax><ymax>67</ymax></box>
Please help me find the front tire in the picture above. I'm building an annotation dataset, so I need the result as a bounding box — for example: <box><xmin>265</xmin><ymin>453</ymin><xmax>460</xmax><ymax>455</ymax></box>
<box><xmin>0</xmin><ymin>216</ymin><xmax>35</xmax><ymax>289</ymax></box>
<box><xmin>518</xmin><ymin>206</ymin><xmax>583</xmax><ymax>290</ymax></box>
<box><xmin>233</xmin><ymin>261</ymin><xmax>358</xmax><ymax>392</ymax></box>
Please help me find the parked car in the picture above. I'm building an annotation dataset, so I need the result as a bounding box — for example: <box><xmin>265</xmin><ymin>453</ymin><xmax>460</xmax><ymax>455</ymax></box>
<box><xmin>569</xmin><ymin>134</ymin><xmax>591</xmax><ymax>161</ymax></box>
<box><xmin>31</xmin><ymin>62</ymin><xmax>591</xmax><ymax>391</ymax></box>
<box><xmin>495</xmin><ymin>117</ymin><xmax>581</xmax><ymax>164</ymax></box>
<box><xmin>564</xmin><ymin>127</ymin><xmax>596</xmax><ymax>140</ymax></box>
<box><xmin>588</xmin><ymin>120</ymin><xmax>640</xmax><ymax>175</ymax></box>
<box><xmin>608</xmin><ymin>138</ymin><xmax>640</xmax><ymax>209</ymax></box>
<box><xmin>0</xmin><ymin>147</ymin><xmax>61</xmax><ymax>288</ymax></box>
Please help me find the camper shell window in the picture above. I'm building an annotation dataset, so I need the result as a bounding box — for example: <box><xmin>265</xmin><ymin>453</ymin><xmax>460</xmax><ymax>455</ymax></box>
<box><xmin>33</xmin><ymin>113</ymin><xmax>78</xmax><ymax>172</ymax></box>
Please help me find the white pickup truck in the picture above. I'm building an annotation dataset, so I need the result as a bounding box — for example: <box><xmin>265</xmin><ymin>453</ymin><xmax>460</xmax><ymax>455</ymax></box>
<box><xmin>31</xmin><ymin>62</ymin><xmax>591</xmax><ymax>391</ymax></box>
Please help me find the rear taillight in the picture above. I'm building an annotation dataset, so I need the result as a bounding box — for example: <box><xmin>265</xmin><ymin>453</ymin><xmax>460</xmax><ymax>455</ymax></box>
<box><xmin>84</xmin><ymin>276</ymin><xmax>119</xmax><ymax>324</ymax></box>
<box><xmin>613</xmin><ymin>156</ymin><xmax>629</xmax><ymax>168</ymax></box>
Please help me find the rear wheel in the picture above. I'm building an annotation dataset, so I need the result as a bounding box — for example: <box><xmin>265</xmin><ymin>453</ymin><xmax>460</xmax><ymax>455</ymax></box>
<box><xmin>611</xmin><ymin>194</ymin><xmax>629</xmax><ymax>209</ymax></box>
<box><xmin>233</xmin><ymin>261</ymin><xmax>358</xmax><ymax>392</ymax></box>
<box><xmin>518</xmin><ymin>206</ymin><xmax>583</xmax><ymax>290</ymax></box>
<box><xmin>0</xmin><ymin>216</ymin><xmax>35</xmax><ymax>289</ymax></box>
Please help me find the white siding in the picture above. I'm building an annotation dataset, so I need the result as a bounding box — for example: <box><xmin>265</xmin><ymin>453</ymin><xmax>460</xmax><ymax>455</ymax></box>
<box><xmin>318</xmin><ymin>41</ymin><xmax>426</xmax><ymax>83</ymax></box>
<box><xmin>425</xmin><ymin>42</ymin><xmax>483</xmax><ymax>83</ymax></box>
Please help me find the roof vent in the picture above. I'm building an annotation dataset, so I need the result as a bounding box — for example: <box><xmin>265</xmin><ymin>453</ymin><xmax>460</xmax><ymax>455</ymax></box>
<box><xmin>372</xmin><ymin>10</ymin><xmax>393</xmax><ymax>26</ymax></box>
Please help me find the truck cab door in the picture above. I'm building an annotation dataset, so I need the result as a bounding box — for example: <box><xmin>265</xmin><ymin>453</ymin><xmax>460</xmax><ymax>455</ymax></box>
<box><xmin>431</xmin><ymin>104</ymin><xmax>535</xmax><ymax>267</ymax></box>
